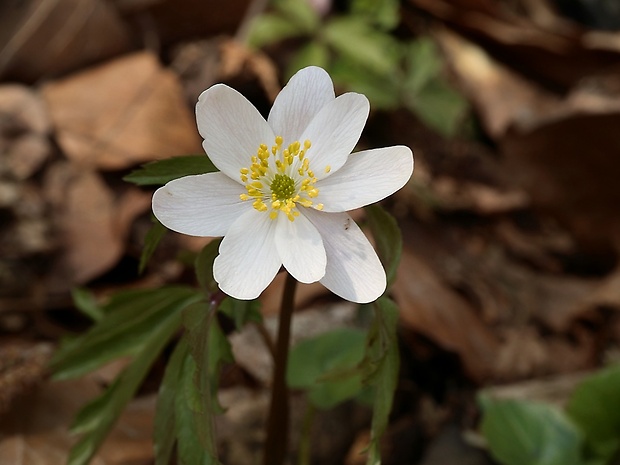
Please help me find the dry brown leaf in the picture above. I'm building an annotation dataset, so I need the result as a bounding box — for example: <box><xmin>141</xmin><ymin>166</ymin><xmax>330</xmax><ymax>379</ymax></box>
<box><xmin>45</xmin><ymin>163</ymin><xmax>151</xmax><ymax>289</ymax></box>
<box><xmin>0</xmin><ymin>0</ymin><xmax>131</xmax><ymax>82</ymax></box>
<box><xmin>42</xmin><ymin>51</ymin><xmax>201</xmax><ymax>170</ymax></box>
<box><xmin>0</xmin><ymin>377</ymin><xmax>155</xmax><ymax>465</ymax></box>
<box><xmin>394</xmin><ymin>249</ymin><xmax>501</xmax><ymax>382</ymax></box>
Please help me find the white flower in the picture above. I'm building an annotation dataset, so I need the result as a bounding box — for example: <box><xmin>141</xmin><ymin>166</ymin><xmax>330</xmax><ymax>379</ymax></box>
<box><xmin>152</xmin><ymin>66</ymin><xmax>413</xmax><ymax>303</ymax></box>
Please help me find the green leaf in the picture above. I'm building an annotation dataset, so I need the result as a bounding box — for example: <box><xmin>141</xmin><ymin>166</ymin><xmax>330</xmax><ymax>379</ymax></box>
<box><xmin>287</xmin><ymin>328</ymin><xmax>366</xmax><ymax>410</ymax></box>
<box><xmin>123</xmin><ymin>155</ymin><xmax>217</xmax><ymax>186</ymax></box>
<box><xmin>480</xmin><ymin>397</ymin><xmax>585</xmax><ymax>465</ymax></box>
<box><xmin>182</xmin><ymin>301</ymin><xmax>234</xmax><ymax>455</ymax></box>
<box><xmin>364</xmin><ymin>204</ymin><xmax>402</xmax><ymax>287</ymax></box>
<box><xmin>52</xmin><ymin>287</ymin><xmax>201</xmax><ymax>380</ymax></box>
<box><xmin>195</xmin><ymin>239</ymin><xmax>222</xmax><ymax>295</ymax></box>
<box><xmin>274</xmin><ymin>0</ymin><xmax>320</xmax><ymax>33</ymax></box>
<box><xmin>323</xmin><ymin>17</ymin><xmax>400</xmax><ymax>77</ymax></box>
<box><xmin>219</xmin><ymin>297</ymin><xmax>263</xmax><ymax>331</ymax></box>
<box><xmin>154</xmin><ymin>339</ymin><xmax>188</xmax><ymax>465</ymax></box>
<box><xmin>139</xmin><ymin>217</ymin><xmax>167</xmax><ymax>274</ymax></box>
<box><xmin>349</xmin><ymin>0</ymin><xmax>400</xmax><ymax>30</ymax></box>
<box><xmin>566</xmin><ymin>364</ymin><xmax>620</xmax><ymax>461</ymax></box>
<box><xmin>286</xmin><ymin>41</ymin><xmax>330</xmax><ymax>80</ymax></box>
<box><xmin>175</xmin><ymin>350</ymin><xmax>221</xmax><ymax>465</ymax></box>
<box><xmin>407</xmin><ymin>78</ymin><xmax>468</xmax><ymax>137</ymax></box>
<box><xmin>71</xmin><ymin>288</ymin><xmax>103</xmax><ymax>322</ymax></box>
<box><xmin>247</xmin><ymin>13</ymin><xmax>306</xmax><ymax>48</ymax></box>
<box><xmin>65</xmin><ymin>297</ymin><xmax>189</xmax><ymax>465</ymax></box>
<box><xmin>402</xmin><ymin>38</ymin><xmax>469</xmax><ymax>137</ymax></box>
<box><xmin>403</xmin><ymin>38</ymin><xmax>443</xmax><ymax>94</ymax></box>
<box><xmin>363</xmin><ymin>297</ymin><xmax>400</xmax><ymax>465</ymax></box>
<box><xmin>329</xmin><ymin>57</ymin><xmax>400</xmax><ymax>109</ymax></box>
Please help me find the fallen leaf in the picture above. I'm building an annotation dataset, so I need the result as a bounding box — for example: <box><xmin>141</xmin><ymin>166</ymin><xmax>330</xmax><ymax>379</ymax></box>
<box><xmin>42</xmin><ymin>52</ymin><xmax>201</xmax><ymax>170</ymax></box>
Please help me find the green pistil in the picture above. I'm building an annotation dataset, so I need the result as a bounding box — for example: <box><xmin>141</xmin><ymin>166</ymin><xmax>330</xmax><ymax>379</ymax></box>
<box><xmin>270</xmin><ymin>174</ymin><xmax>295</xmax><ymax>201</ymax></box>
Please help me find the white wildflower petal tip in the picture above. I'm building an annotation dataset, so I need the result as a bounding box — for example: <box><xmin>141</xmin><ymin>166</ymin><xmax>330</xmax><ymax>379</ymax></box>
<box><xmin>275</xmin><ymin>213</ymin><xmax>326</xmax><ymax>283</ymax></box>
<box><xmin>268</xmin><ymin>66</ymin><xmax>335</xmax><ymax>143</ymax></box>
<box><xmin>152</xmin><ymin>172</ymin><xmax>246</xmax><ymax>237</ymax></box>
<box><xmin>316</xmin><ymin>146</ymin><xmax>414</xmax><ymax>212</ymax></box>
<box><xmin>300</xmin><ymin>92</ymin><xmax>370</xmax><ymax>180</ymax></box>
<box><xmin>304</xmin><ymin>209</ymin><xmax>386</xmax><ymax>303</ymax></box>
<box><xmin>197</xmin><ymin>84</ymin><xmax>274</xmax><ymax>181</ymax></box>
<box><xmin>213</xmin><ymin>209</ymin><xmax>281</xmax><ymax>300</ymax></box>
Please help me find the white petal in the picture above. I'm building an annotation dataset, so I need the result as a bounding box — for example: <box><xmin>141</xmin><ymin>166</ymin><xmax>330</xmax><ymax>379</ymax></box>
<box><xmin>196</xmin><ymin>84</ymin><xmax>275</xmax><ymax>181</ymax></box>
<box><xmin>275</xmin><ymin>212</ymin><xmax>326</xmax><ymax>284</ymax></box>
<box><xmin>268</xmin><ymin>66</ymin><xmax>335</xmax><ymax>143</ymax></box>
<box><xmin>300</xmin><ymin>93</ymin><xmax>370</xmax><ymax>180</ymax></box>
<box><xmin>316</xmin><ymin>146</ymin><xmax>414</xmax><ymax>212</ymax></box>
<box><xmin>303</xmin><ymin>208</ymin><xmax>386</xmax><ymax>303</ymax></box>
<box><xmin>152</xmin><ymin>172</ymin><xmax>247</xmax><ymax>237</ymax></box>
<box><xmin>213</xmin><ymin>209</ymin><xmax>281</xmax><ymax>300</ymax></box>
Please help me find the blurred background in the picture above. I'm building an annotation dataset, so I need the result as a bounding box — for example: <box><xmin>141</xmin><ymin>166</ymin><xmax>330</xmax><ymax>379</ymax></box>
<box><xmin>1</xmin><ymin>0</ymin><xmax>620</xmax><ymax>463</ymax></box>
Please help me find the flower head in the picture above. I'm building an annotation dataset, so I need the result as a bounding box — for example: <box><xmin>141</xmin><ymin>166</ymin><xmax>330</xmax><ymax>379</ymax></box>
<box><xmin>152</xmin><ymin>66</ymin><xmax>413</xmax><ymax>303</ymax></box>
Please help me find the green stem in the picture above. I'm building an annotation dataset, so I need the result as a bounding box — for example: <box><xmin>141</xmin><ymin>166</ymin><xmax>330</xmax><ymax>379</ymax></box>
<box><xmin>297</xmin><ymin>402</ymin><xmax>316</xmax><ymax>465</ymax></box>
<box><xmin>263</xmin><ymin>272</ymin><xmax>297</xmax><ymax>465</ymax></box>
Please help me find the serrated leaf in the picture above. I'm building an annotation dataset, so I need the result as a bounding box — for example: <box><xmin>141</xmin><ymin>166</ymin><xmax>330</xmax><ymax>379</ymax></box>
<box><xmin>287</xmin><ymin>328</ymin><xmax>366</xmax><ymax>410</ymax></box>
<box><xmin>139</xmin><ymin>217</ymin><xmax>167</xmax><ymax>274</ymax></box>
<box><xmin>286</xmin><ymin>42</ymin><xmax>330</xmax><ymax>80</ymax></box>
<box><xmin>274</xmin><ymin>0</ymin><xmax>320</xmax><ymax>33</ymax></box>
<box><xmin>247</xmin><ymin>13</ymin><xmax>306</xmax><ymax>48</ymax></box>
<box><xmin>71</xmin><ymin>287</ymin><xmax>103</xmax><ymax>322</ymax></box>
<box><xmin>182</xmin><ymin>301</ymin><xmax>234</xmax><ymax>454</ymax></box>
<box><xmin>323</xmin><ymin>17</ymin><xmax>400</xmax><ymax>77</ymax></box>
<box><xmin>123</xmin><ymin>155</ymin><xmax>217</xmax><ymax>186</ymax></box>
<box><xmin>350</xmin><ymin>0</ymin><xmax>400</xmax><ymax>30</ymax></box>
<box><xmin>481</xmin><ymin>397</ymin><xmax>585</xmax><ymax>465</ymax></box>
<box><xmin>195</xmin><ymin>239</ymin><xmax>222</xmax><ymax>295</ymax></box>
<box><xmin>364</xmin><ymin>204</ymin><xmax>402</xmax><ymax>287</ymax></box>
<box><xmin>566</xmin><ymin>363</ymin><xmax>620</xmax><ymax>461</ymax></box>
<box><xmin>176</xmin><ymin>351</ymin><xmax>220</xmax><ymax>465</ymax></box>
<box><xmin>403</xmin><ymin>38</ymin><xmax>442</xmax><ymax>94</ymax></box>
<box><xmin>329</xmin><ymin>57</ymin><xmax>400</xmax><ymax>109</ymax></box>
<box><xmin>52</xmin><ymin>287</ymin><xmax>201</xmax><ymax>380</ymax></box>
<box><xmin>219</xmin><ymin>297</ymin><xmax>262</xmax><ymax>331</ymax></box>
<box><xmin>66</xmin><ymin>298</ymin><xmax>189</xmax><ymax>465</ymax></box>
<box><xmin>154</xmin><ymin>338</ymin><xmax>188</xmax><ymax>465</ymax></box>
<box><xmin>363</xmin><ymin>297</ymin><xmax>399</xmax><ymax>465</ymax></box>
<box><xmin>407</xmin><ymin>78</ymin><xmax>468</xmax><ymax>137</ymax></box>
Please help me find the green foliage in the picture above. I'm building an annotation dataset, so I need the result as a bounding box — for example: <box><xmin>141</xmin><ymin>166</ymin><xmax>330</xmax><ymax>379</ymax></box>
<box><xmin>247</xmin><ymin>0</ymin><xmax>469</xmax><ymax>137</ymax></box>
<box><xmin>71</xmin><ymin>288</ymin><xmax>103</xmax><ymax>322</ymax></box>
<box><xmin>52</xmin><ymin>287</ymin><xmax>201</xmax><ymax>380</ymax></box>
<box><xmin>287</xmin><ymin>328</ymin><xmax>367</xmax><ymax>409</ymax></box>
<box><xmin>219</xmin><ymin>297</ymin><xmax>263</xmax><ymax>331</ymax></box>
<box><xmin>566</xmin><ymin>364</ymin><xmax>620</xmax><ymax>462</ymax></box>
<box><xmin>349</xmin><ymin>0</ymin><xmax>400</xmax><ymax>29</ymax></box>
<box><xmin>361</xmin><ymin>297</ymin><xmax>400</xmax><ymax>465</ymax></box>
<box><xmin>139</xmin><ymin>217</ymin><xmax>168</xmax><ymax>274</ymax></box>
<box><xmin>195</xmin><ymin>239</ymin><xmax>222</xmax><ymax>295</ymax></box>
<box><xmin>365</xmin><ymin>204</ymin><xmax>402</xmax><ymax>287</ymax></box>
<box><xmin>123</xmin><ymin>155</ymin><xmax>217</xmax><ymax>186</ymax></box>
<box><xmin>480</xmin><ymin>397</ymin><xmax>585</xmax><ymax>465</ymax></box>
<box><xmin>54</xmin><ymin>287</ymin><xmax>202</xmax><ymax>465</ymax></box>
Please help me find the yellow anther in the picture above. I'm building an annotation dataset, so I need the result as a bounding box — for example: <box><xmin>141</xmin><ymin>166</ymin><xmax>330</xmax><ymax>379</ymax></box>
<box><xmin>241</xmin><ymin>175</ymin><xmax>248</xmax><ymax>182</ymax></box>
<box><xmin>272</xmin><ymin>200</ymin><xmax>281</xmax><ymax>209</ymax></box>
<box><xmin>308</xmin><ymin>170</ymin><xmax>314</xmax><ymax>178</ymax></box>
<box><xmin>251</xmin><ymin>156</ymin><xmax>257</xmax><ymax>163</ymax></box>
<box><xmin>275</xmin><ymin>136</ymin><xmax>283</xmax><ymax>145</ymax></box>
<box><xmin>240</xmin><ymin>168</ymin><xmax>249</xmax><ymax>175</ymax></box>
<box><xmin>287</xmin><ymin>213</ymin><xmax>295</xmax><ymax>222</ymax></box>
<box><xmin>299</xmin><ymin>198</ymin><xmax>312</xmax><ymax>207</ymax></box>
<box><xmin>253</xmin><ymin>200</ymin><xmax>267</xmax><ymax>211</ymax></box>
<box><xmin>260</xmin><ymin>143</ymin><xmax>268</xmax><ymax>151</ymax></box>
<box><xmin>251</xmin><ymin>181</ymin><xmax>263</xmax><ymax>188</ymax></box>
<box><xmin>240</xmin><ymin>194</ymin><xmax>249</xmax><ymax>200</ymax></box>
<box><xmin>270</xmin><ymin>211</ymin><xmax>278</xmax><ymax>220</ymax></box>
<box><xmin>324</xmin><ymin>165</ymin><xmax>331</xmax><ymax>173</ymax></box>
<box><xmin>308</xmin><ymin>189</ymin><xmax>319</xmax><ymax>198</ymax></box>
<box><xmin>304</xmin><ymin>140</ymin><xmax>311</xmax><ymax>149</ymax></box>
<box><xmin>315</xmin><ymin>203</ymin><xmax>324</xmax><ymax>210</ymax></box>
<box><xmin>302</xmin><ymin>159</ymin><xmax>309</xmax><ymax>170</ymax></box>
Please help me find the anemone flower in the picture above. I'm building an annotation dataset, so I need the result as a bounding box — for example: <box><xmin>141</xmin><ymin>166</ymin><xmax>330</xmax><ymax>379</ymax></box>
<box><xmin>153</xmin><ymin>66</ymin><xmax>413</xmax><ymax>303</ymax></box>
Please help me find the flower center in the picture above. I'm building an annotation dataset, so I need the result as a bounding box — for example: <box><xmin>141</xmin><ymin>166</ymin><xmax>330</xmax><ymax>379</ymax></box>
<box><xmin>238</xmin><ymin>136</ymin><xmax>325</xmax><ymax>221</ymax></box>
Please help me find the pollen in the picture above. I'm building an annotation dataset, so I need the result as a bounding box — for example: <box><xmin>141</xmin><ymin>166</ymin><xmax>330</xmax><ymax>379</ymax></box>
<box><xmin>237</xmin><ymin>135</ymin><xmax>322</xmax><ymax>220</ymax></box>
